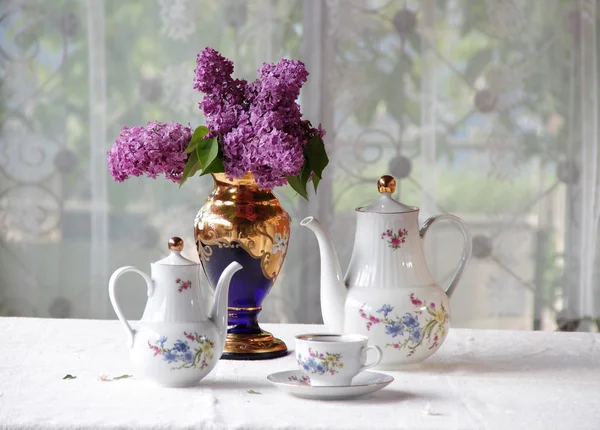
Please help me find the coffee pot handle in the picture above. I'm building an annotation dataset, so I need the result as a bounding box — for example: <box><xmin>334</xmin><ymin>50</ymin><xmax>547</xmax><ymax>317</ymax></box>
<box><xmin>108</xmin><ymin>266</ymin><xmax>154</xmax><ymax>348</ymax></box>
<box><xmin>420</xmin><ymin>215</ymin><xmax>473</xmax><ymax>298</ymax></box>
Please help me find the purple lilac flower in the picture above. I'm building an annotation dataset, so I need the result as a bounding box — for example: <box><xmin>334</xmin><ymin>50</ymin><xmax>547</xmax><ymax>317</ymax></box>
<box><xmin>253</xmin><ymin>130</ymin><xmax>305</xmax><ymax>188</ymax></box>
<box><xmin>107</xmin><ymin>121</ymin><xmax>191</xmax><ymax>183</ymax></box>
<box><xmin>195</xmin><ymin>48</ymin><xmax>247</xmax><ymax>138</ymax></box>
<box><xmin>257</xmin><ymin>59</ymin><xmax>308</xmax><ymax>104</ymax></box>
<box><xmin>222</xmin><ymin>121</ymin><xmax>255</xmax><ymax>178</ymax></box>
<box><xmin>200</xmin><ymin>99</ymin><xmax>241</xmax><ymax>136</ymax></box>
<box><xmin>193</xmin><ymin>47</ymin><xmax>234</xmax><ymax>95</ymax></box>
<box><xmin>193</xmin><ymin>47</ymin><xmax>326</xmax><ymax>189</ymax></box>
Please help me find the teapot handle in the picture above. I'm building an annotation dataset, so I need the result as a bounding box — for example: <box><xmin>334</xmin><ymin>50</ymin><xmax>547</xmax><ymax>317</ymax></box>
<box><xmin>419</xmin><ymin>215</ymin><xmax>473</xmax><ymax>298</ymax></box>
<box><xmin>108</xmin><ymin>266</ymin><xmax>154</xmax><ymax>348</ymax></box>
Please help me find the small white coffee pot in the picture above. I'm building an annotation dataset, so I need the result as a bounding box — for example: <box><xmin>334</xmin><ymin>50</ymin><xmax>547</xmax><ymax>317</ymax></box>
<box><xmin>109</xmin><ymin>237</ymin><xmax>242</xmax><ymax>387</ymax></box>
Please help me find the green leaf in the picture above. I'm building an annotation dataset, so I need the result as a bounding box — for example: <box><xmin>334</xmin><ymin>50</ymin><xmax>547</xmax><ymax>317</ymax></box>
<box><xmin>198</xmin><ymin>156</ymin><xmax>224</xmax><ymax>176</ymax></box>
<box><xmin>182</xmin><ymin>135</ymin><xmax>224</xmax><ymax>185</ymax></box>
<box><xmin>194</xmin><ymin>125</ymin><xmax>210</xmax><ymax>139</ymax></box>
<box><xmin>196</xmin><ymin>136</ymin><xmax>219</xmax><ymax>170</ymax></box>
<box><xmin>301</xmin><ymin>161</ymin><xmax>312</xmax><ymax>184</ymax></box>
<box><xmin>247</xmin><ymin>390</ymin><xmax>262</xmax><ymax>395</ymax></box>
<box><xmin>113</xmin><ymin>374</ymin><xmax>133</xmax><ymax>380</ymax></box>
<box><xmin>305</xmin><ymin>136</ymin><xmax>329</xmax><ymax>179</ymax></box>
<box><xmin>184</xmin><ymin>139</ymin><xmax>197</xmax><ymax>154</ymax></box>
<box><xmin>179</xmin><ymin>150</ymin><xmax>200</xmax><ymax>188</ymax></box>
<box><xmin>63</xmin><ymin>374</ymin><xmax>76</xmax><ymax>380</ymax></box>
<box><xmin>185</xmin><ymin>126</ymin><xmax>209</xmax><ymax>153</ymax></box>
<box><xmin>312</xmin><ymin>174</ymin><xmax>321</xmax><ymax>193</ymax></box>
<box><xmin>286</xmin><ymin>174</ymin><xmax>309</xmax><ymax>200</ymax></box>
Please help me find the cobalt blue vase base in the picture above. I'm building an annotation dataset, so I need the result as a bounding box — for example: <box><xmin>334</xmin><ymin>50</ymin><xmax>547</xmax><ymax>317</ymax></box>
<box><xmin>201</xmin><ymin>241</ymin><xmax>288</xmax><ymax>360</ymax></box>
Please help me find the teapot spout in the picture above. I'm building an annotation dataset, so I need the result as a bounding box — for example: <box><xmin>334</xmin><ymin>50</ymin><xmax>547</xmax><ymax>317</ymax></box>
<box><xmin>210</xmin><ymin>261</ymin><xmax>243</xmax><ymax>348</ymax></box>
<box><xmin>300</xmin><ymin>217</ymin><xmax>346</xmax><ymax>332</ymax></box>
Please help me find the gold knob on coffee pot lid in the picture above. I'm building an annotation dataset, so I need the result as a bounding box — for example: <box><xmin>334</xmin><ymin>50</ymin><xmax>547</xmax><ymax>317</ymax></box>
<box><xmin>168</xmin><ymin>237</ymin><xmax>184</xmax><ymax>252</ymax></box>
<box><xmin>377</xmin><ymin>175</ymin><xmax>396</xmax><ymax>194</ymax></box>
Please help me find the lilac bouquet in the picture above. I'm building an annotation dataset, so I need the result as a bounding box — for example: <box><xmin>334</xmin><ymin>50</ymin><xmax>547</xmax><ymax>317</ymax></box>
<box><xmin>107</xmin><ymin>47</ymin><xmax>328</xmax><ymax>198</ymax></box>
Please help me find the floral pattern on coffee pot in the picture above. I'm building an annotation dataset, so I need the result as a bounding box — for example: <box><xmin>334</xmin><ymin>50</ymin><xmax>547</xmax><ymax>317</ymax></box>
<box><xmin>301</xmin><ymin>175</ymin><xmax>472</xmax><ymax>368</ymax></box>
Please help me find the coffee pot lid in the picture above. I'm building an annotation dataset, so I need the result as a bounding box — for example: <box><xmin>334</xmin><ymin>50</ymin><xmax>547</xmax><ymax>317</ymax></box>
<box><xmin>155</xmin><ymin>237</ymin><xmax>198</xmax><ymax>266</ymax></box>
<box><xmin>357</xmin><ymin>175</ymin><xmax>417</xmax><ymax>213</ymax></box>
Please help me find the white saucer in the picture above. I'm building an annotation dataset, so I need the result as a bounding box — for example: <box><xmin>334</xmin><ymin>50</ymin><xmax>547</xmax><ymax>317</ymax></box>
<box><xmin>267</xmin><ymin>370</ymin><xmax>394</xmax><ymax>400</ymax></box>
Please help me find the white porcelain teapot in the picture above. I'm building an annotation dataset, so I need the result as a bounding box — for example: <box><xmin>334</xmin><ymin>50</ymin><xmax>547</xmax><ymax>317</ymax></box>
<box><xmin>301</xmin><ymin>176</ymin><xmax>472</xmax><ymax>368</ymax></box>
<box><xmin>109</xmin><ymin>237</ymin><xmax>242</xmax><ymax>386</ymax></box>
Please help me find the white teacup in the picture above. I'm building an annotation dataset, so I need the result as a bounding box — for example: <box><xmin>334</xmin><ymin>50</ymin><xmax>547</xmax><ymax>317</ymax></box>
<box><xmin>295</xmin><ymin>334</ymin><xmax>383</xmax><ymax>387</ymax></box>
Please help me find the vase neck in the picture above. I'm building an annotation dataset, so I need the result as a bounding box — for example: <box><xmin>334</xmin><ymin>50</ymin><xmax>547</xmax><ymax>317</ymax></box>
<box><xmin>212</xmin><ymin>172</ymin><xmax>260</xmax><ymax>188</ymax></box>
<box><xmin>210</xmin><ymin>173</ymin><xmax>276</xmax><ymax>203</ymax></box>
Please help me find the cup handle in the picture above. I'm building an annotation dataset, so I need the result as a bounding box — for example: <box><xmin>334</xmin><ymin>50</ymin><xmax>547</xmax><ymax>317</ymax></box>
<box><xmin>108</xmin><ymin>266</ymin><xmax>154</xmax><ymax>348</ymax></box>
<box><xmin>420</xmin><ymin>214</ymin><xmax>473</xmax><ymax>298</ymax></box>
<box><xmin>360</xmin><ymin>345</ymin><xmax>383</xmax><ymax>372</ymax></box>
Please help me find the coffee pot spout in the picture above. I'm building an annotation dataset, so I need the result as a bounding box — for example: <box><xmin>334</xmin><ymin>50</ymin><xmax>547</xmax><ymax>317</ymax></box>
<box><xmin>300</xmin><ymin>217</ymin><xmax>346</xmax><ymax>332</ymax></box>
<box><xmin>210</xmin><ymin>262</ymin><xmax>243</xmax><ymax>347</ymax></box>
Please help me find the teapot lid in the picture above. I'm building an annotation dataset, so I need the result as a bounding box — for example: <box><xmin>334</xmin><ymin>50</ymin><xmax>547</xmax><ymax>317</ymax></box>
<box><xmin>357</xmin><ymin>175</ymin><xmax>418</xmax><ymax>213</ymax></box>
<box><xmin>155</xmin><ymin>237</ymin><xmax>198</xmax><ymax>266</ymax></box>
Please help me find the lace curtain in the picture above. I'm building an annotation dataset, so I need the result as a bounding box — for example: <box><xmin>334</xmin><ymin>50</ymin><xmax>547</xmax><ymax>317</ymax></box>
<box><xmin>1</xmin><ymin>0</ymin><xmax>598</xmax><ymax>331</ymax></box>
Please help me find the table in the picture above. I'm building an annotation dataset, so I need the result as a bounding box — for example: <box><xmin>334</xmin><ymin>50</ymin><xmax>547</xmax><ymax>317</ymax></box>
<box><xmin>1</xmin><ymin>318</ymin><xmax>599</xmax><ymax>429</ymax></box>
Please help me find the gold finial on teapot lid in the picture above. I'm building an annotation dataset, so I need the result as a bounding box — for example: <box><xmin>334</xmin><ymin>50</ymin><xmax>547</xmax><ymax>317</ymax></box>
<box><xmin>377</xmin><ymin>175</ymin><xmax>396</xmax><ymax>194</ymax></box>
<box><xmin>358</xmin><ymin>174</ymin><xmax>415</xmax><ymax>213</ymax></box>
<box><xmin>156</xmin><ymin>236</ymin><xmax>196</xmax><ymax>265</ymax></box>
<box><xmin>168</xmin><ymin>237</ymin><xmax>184</xmax><ymax>252</ymax></box>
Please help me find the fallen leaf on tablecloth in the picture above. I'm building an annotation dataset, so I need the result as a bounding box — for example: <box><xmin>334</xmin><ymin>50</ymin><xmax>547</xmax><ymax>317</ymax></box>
<box><xmin>112</xmin><ymin>374</ymin><xmax>133</xmax><ymax>380</ymax></box>
<box><xmin>247</xmin><ymin>390</ymin><xmax>262</xmax><ymax>395</ymax></box>
<box><xmin>63</xmin><ymin>374</ymin><xmax>77</xmax><ymax>380</ymax></box>
<box><xmin>98</xmin><ymin>374</ymin><xmax>133</xmax><ymax>381</ymax></box>
<box><xmin>421</xmin><ymin>402</ymin><xmax>441</xmax><ymax>416</ymax></box>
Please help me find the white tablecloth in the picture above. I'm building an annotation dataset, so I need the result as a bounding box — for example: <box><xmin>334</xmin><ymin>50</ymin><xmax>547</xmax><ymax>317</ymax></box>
<box><xmin>1</xmin><ymin>318</ymin><xmax>599</xmax><ymax>429</ymax></box>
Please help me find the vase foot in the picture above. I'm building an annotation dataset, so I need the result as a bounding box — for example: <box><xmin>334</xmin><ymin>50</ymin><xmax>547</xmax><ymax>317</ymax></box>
<box><xmin>220</xmin><ymin>331</ymin><xmax>288</xmax><ymax>360</ymax></box>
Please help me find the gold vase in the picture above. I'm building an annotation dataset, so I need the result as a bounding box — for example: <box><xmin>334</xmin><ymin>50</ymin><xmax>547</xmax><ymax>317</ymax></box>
<box><xmin>194</xmin><ymin>173</ymin><xmax>289</xmax><ymax>360</ymax></box>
